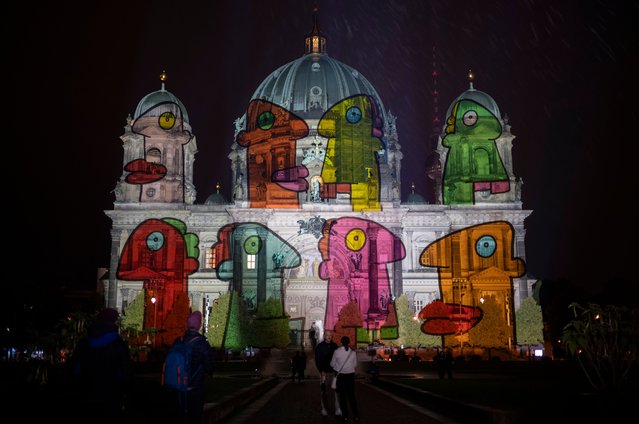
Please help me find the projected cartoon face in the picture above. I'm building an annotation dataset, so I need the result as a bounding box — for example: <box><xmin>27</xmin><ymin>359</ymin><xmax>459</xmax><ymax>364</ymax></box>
<box><xmin>441</xmin><ymin>99</ymin><xmax>510</xmax><ymax>205</ymax></box>
<box><xmin>236</xmin><ymin>99</ymin><xmax>309</xmax><ymax>208</ymax></box>
<box><xmin>117</xmin><ymin>218</ymin><xmax>199</xmax><ymax>344</ymax></box>
<box><xmin>126</xmin><ymin>101</ymin><xmax>193</xmax><ymax>202</ymax></box>
<box><xmin>318</xmin><ymin>217</ymin><xmax>405</xmax><ymax>342</ymax></box>
<box><xmin>212</xmin><ymin>222</ymin><xmax>301</xmax><ymax>311</ymax></box>
<box><xmin>318</xmin><ymin>95</ymin><xmax>385</xmax><ymax>211</ymax></box>
<box><xmin>417</xmin><ymin>221</ymin><xmax>525</xmax><ymax>336</ymax></box>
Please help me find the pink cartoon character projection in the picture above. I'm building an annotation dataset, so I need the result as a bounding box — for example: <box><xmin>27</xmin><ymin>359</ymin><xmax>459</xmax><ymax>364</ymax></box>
<box><xmin>318</xmin><ymin>217</ymin><xmax>405</xmax><ymax>343</ymax></box>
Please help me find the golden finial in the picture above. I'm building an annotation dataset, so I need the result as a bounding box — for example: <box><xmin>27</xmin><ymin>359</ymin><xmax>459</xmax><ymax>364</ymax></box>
<box><xmin>160</xmin><ymin>70</ymin><xmax>168</xmax><ymax>82</ymax></box>
<box><xmin>215</xmin><ymin>182</ymin><xmax>221</xmax><ymax>192</ymax></box>
<box><xmin>467</xmin><ymin>69</ymin><xmax>475</xmax><ymax>90</ymax></box>
<box><xmin>411</xmin><ymin>181</ymin><xmax>416</xmax><ymax>192</ymax></box>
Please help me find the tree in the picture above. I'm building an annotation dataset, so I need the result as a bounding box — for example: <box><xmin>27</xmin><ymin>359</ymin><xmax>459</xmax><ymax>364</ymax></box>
<box><xmin>206</xmin><ymin>292</ymin><xmax>231</xmax><ymax>350</ymax></box>
<box><xmin>222</xmin><ymin>292</ymin><xmax>248</xmax><ymax>351</ymax></box>
<box><xmin>249</xmin><ymin>298</ymin><xmax>290</xmax><ymax>349</ymax></box>
<box><xmin>562</xmin><ymin>302</ymin><xmax>639</xmax><ymax>392</ymax></box>
<box><xmin>467</xmin><ymin>295</ymin><xmax>508</xmax><ymax>352</ymax></box>
<box><xmin>516</xmin><ymin>296</ymin><xmax>544</xmax><ymax>357</ymax></box>
<box><xmin>334</xmin><ymin>301</ymin><xmax>363</xmax><ymax>345</ymax></box>
<box><xmin>395</xmin><ymin>295</ymin><xmax>439</xmax><ymax>348</ymax></box>
<box><xmin>122</xmin><ymin>291</ymin><xmax>144</xmax><ymax>335</ymax></box>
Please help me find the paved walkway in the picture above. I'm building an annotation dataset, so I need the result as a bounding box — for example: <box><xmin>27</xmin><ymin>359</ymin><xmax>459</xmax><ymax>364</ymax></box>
<box><xmin>219</xmin><ymin>377</ymin><xmax>457</xmax><ymax>424</ymax></box>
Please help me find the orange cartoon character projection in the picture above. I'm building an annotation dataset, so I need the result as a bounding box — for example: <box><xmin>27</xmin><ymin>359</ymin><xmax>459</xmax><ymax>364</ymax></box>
<box><xmin>318</xmin><ymin>217</ymin><xmax>405</xmax><ymax>343</ymax></box>
<box><xmin>418</xmin><ymin>221</ymin><xmax>525</xmax><ymax>339</ymax></box>
<box><xmin>318</xmin><ymin>95</ymin><xmax>384</xmax><ymax>211</ymax></box>
<box><xmin>117</xmin><ymin>218</ymin><xmax>199</xmax><ymax>346</ymax></box>
<box><xmin>236</xmin><ymin>99</ymin><xmax>309</xmax><ymax>208</ymax></box>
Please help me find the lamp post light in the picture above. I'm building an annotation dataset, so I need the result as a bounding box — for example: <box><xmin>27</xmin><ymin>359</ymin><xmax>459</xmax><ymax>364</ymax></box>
<box><xmin>150</xmin><ymin>296</ymin><xmax>157</xmax><ymax>348</ymax></box>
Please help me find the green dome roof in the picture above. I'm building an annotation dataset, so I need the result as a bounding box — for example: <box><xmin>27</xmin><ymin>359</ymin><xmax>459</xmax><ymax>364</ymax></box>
<box><xmin>246</xmin><ymin>53</ymin><xmax>387</xmax><ymax>122</ymax></box>
<box><xmin>134</xmin><ymin>87</ymin><xmax>190</xmax><ymax>123</ymax></box>
<box><xmin>406</xmin><ymin>192</ymin><xmax>427</xmax><ymax>204</ymax></box>
<box><xmin>205</xmin><ymin>192</ymin><xmax>228</xmax><ymax>205</ymax></box>
<box><xmin>446</xmin><ymin>84</ymin><xmax>501</xmax><ymax>121</ymax></box>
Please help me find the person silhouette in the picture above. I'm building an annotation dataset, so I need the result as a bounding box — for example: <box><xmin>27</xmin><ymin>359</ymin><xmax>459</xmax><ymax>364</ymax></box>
<box><xmin>71</xmin><ymin>308</ymin><xmax>132</xmax><ymax>421</ymax></box>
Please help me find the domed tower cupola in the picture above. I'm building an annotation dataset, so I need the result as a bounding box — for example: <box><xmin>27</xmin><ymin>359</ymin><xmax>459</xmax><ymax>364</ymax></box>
<box><xmin>435</xmin><ymin>70</ymin><xmax>520</xmax><ymax>205</ymax></box>
<box><xmin>304</xmin><ymin>5</ymin><xmax>326</xmax><ymax>55</ymax></box>
<box><xmin>112</xmin><ymin>71</ymin><xmax>198</xmax><ymax>205</ymax></box>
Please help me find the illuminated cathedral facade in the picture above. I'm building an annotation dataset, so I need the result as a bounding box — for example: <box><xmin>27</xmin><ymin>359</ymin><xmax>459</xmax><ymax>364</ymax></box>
<box><xmin>105</xmin><ymin>13</ymin><xmax>533</xmax><ymax>350</ymax></box>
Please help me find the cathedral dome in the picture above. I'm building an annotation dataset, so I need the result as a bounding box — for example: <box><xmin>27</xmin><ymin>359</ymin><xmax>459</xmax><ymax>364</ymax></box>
<box><xmin>405</xmin><ymin>183</ymin><xmax>427</xmax><ymax>204</ymax></box>
<box><xmin>205</xmin><ymin>192</ymin><xmax>227</xmax><ymax>205</ymax></box>
<box><xmin>242</xmin><ymin>10</ymin><xmax>387</xmax><ymax>124</ymax></box>
<box><xmin>445</xmin><ymin>71</ymin><xmax>500</xmax><ymax>120</ymax></box>
<box><xmin>248</xmin><ymin>54</ymin><xmax>387</xmax><ymax>122</ymax></box>
<box><xmin>205</xmin><ymin>183</ymin><xmax>228</xmax><ymax>205</ymax></box>
<box><xmin>134</xmin><ymin>72</ymin><xmax>190</xmax><ymax>123</ymax></box>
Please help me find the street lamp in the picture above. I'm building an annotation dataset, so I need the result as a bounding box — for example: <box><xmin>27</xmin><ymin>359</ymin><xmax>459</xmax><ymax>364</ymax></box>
<box><xmin>150</xmin><ymin>296</ymin><xmax>157</xmax><ymax>348</ymax></box>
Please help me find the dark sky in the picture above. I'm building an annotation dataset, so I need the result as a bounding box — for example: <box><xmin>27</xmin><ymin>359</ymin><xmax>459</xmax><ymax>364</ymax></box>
<box><xmin>9</xmin><ymin>0</ymin><xmax>639</xmax><ymax>300</ymax></box>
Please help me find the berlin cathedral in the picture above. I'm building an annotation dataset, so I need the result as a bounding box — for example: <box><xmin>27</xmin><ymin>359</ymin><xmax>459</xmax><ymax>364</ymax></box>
<box><xmin>105</xmin><ymin>11</ymin><xmax>533</xmax><ymax>351</ymax></box>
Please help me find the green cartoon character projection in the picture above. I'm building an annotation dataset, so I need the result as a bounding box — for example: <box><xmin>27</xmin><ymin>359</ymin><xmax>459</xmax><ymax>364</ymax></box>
<box><xmin>442</xmin><ymin>99</ymin><xmax>510</xmax><ymax>204</ymax></box>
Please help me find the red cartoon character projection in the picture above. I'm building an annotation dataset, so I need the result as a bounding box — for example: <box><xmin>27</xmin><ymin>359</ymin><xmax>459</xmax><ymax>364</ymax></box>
<box><xmin>236</xmin><ymin>99</ymin><xmax>309</xmax><ymax>208</ymax></box>
<box><xmin>117</xmin><ymin>218</ymin><xmax>199</xmax><ymax>346</ymax></box>
<box><xmin>318</xmin><ymin>217</ymin><xmax>405</xmax><ymax>343</ymax></box>
<box><xmin>418</xmin><ymin>221</ymin><xmax>525</xmax><ymax>340</ymax></box>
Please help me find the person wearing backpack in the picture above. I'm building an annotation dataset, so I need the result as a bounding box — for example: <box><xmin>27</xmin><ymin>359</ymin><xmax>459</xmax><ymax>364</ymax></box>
<box><xmin>167</xmin><ymin>310</ymin><xmax>214</xmax><ymax>424</ymax></box>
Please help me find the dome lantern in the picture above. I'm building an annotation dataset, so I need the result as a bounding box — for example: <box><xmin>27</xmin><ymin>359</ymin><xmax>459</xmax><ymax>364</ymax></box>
<box><xmin>305</xmin><ymin>5</ymin><xmax>326</xmax><ymax>55</ymax></box>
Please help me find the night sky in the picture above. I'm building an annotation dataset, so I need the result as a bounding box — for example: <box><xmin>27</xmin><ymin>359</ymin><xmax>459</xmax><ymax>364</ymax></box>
<box><xmin>8</xmin><ymin>1</ymin><xmax>638</xmax><ymax>302</ymax></box>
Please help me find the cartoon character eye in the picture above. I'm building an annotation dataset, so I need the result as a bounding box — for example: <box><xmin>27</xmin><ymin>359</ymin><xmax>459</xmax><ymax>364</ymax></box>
<box><xmin>345</xmin><ymin>229</ymin><xmax>366</xmax><ymax>251</ymax></box>
<box><xmin>147</xmin><ymin>231</ymin><xmax>165</xmax><ymax>251</ymax></box>
<box><xmin>475</xmin><ymin>235</ymin><xmax>496</xmax><ymax>258</ymax></box>
<box><xmin>257</xmin><ymin>111</ymin><xmax>275</xmax><ymax>130</ymax></box>
<box><xmin>244</xmin><ymin>235</ymin><xmax>262</xmax><ymax>254</ymax></box>
<box><xmin>346</xmin><ymin>106</ymin><xmax>362</xmax><ymax>124</ymax></box>
<box><xmin>159</xmin><ymin>112</ymin><xmax>176</xmax><ymax>130</ymax></box>
<box><xmin>462</xmin><ymin>110</ymin><xmax>478</xmax><ymax>127</ymax></box>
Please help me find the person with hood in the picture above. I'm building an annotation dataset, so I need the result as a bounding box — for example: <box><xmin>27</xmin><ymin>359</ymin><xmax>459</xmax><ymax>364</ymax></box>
<box><xmin>172</xmin><ymin>310</ymin><xmax>215</xmax><ymax>424</ymax></box>
<box><xmin>72</xmin><ymin>308</ymin><xmax>132</xmax><ymax>420</ymax></box>
<box><xmin>330</xmin><ymin>335</ymin><xmax>359</xmax><ymax>424</ymax></box>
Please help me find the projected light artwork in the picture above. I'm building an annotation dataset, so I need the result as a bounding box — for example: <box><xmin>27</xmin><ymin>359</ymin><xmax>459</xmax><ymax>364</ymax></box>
<box><xmin>442</xmin><ymin>99</ymin><xmax>510</xmax><ymax>204</ymax></box>
<box><xmin>318</xmin><ymin>217</ymin><xmax>405</xmax><ymax>343</ymax></box>
<box><xmin>117</xmin><ymin>218</ymin><xmax>199</xmax><ymax>345</ymax></box>
<box><xmin>236</xmin><ymin>99</ymin><xmax>310</xmax><ymax>208</ymax></box>
<box><xmin>212</xmin><ymin>222</ymin><xmax>302</xmax><ymax>311</ymax></box>
<box><xmin>418</xmin><ymin>221</ymin><xmax>525</xmax><ymax>340</ymax></box>
<box><xmin>318</xmin><ymin>95</ymin><xmax>385</xmax><ymax>211</ymax></box>
<box><xmin>125</xmin><ymin>97</ymin><xmax>193</xmax><ymax>203</ymax></box>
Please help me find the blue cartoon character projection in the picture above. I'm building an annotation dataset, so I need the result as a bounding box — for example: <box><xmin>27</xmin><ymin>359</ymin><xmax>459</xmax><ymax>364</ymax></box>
<box><xmin>212</xmin><ymin>223</ymin><xmax>301</xmax><ymax>349</ymax></box>
<box><xmin>213</xmin><ymin>223</ymin><xmax>301</xmax><ymax>311</ymax></box>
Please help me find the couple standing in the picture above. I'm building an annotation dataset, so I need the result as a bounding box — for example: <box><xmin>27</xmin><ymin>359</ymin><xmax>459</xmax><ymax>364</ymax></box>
<box><xmin>314</xmin><ymin>331</ymin><xmax>359</xmax><ymax>423</ymax></box>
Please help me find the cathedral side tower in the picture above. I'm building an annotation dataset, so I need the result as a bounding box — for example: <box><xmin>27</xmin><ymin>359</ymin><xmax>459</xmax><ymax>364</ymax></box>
<box><xmin>113</xmin><ymin>71</ymin><xmax>198</xmax><ymax>204</ymax></box>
